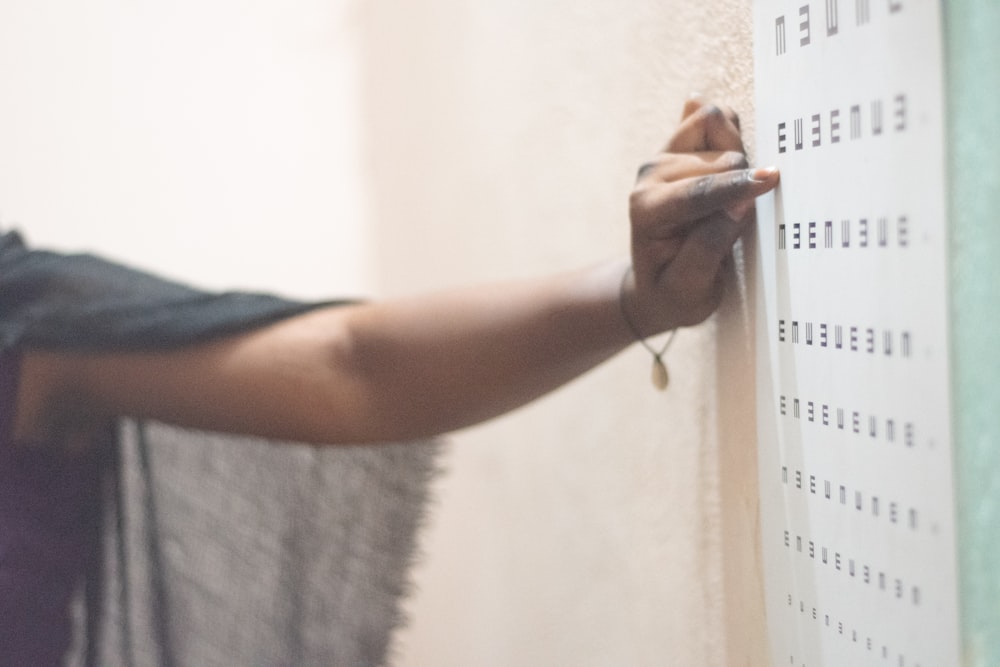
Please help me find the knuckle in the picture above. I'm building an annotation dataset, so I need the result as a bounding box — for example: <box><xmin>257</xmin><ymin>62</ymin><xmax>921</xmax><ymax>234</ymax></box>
<box><xmin>729</xmin><ymin>169</ymin><xmax>750</xmax><ymax>188</ymax></box>
<box><xmin>701</xmin><ymin>104</ymin><xmax>724</xmax><ymax>121</ymax></box>
<box><xmin>635</xmin><ymin>160</ymin><xmax>659</xmax><ymax>182</ymax></box>
<box><xmin>629</xmin><ymin>185</ymin><xmax>650</xmax><ymax>211</ymax></box>
<box><xmin>722</xmin><ymin>151</ymin><xmax>748</xmax><ymax>170</ymax></box>
<box><xmin>632</xmin><ymin>185</ymin><xmax>687</xmax><ymax>237</ymax></box>
<box><xmin>629</xmin><ymin>186</ymin><xmax>660</xmax><ymax>224</ymax></box>
<box><xmin>688</xmin><ymin>174</ymin><xmax>716</xmax><ymax>203</ymax></box>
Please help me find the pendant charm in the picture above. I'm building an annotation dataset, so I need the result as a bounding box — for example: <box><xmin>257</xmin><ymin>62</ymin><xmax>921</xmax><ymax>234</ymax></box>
<box><xmin>651</xmin><ymin>356</ymin><xmax>669</xmax><ymax>390</ymax></box>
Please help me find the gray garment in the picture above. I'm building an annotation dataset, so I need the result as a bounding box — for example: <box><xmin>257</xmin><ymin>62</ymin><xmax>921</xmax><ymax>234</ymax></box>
<box><xmin>69</xmin><ymin>422</ymin><xmax>439</xmax><ymax>667</ymax></box>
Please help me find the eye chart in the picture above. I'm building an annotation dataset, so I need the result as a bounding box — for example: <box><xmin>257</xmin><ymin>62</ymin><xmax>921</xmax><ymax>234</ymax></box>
<box><xmin>752</xmin><ymin>2</ymin><xmax>960</xmax><ymax>666</ymax></box>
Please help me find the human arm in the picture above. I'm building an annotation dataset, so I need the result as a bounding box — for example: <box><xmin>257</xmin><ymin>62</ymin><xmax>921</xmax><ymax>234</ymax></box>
<box><xmin>15</xmin><ymin>99</ymin><xmax>778</xmax><ymax>446</ymax></box>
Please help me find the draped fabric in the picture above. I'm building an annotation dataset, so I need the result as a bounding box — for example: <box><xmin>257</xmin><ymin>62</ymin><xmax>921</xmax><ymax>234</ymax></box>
<box><xmin>0</xmin><ymin>230</ymin><xmax>440</xmax><ymax>666</ymax></box>
<box><xmin>0</xmin><ymin>230</ymin><xmax>333</xmax><ymax>351</ymax></box>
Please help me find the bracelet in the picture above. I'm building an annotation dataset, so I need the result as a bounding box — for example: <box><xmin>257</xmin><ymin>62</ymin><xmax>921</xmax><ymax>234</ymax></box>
<box><xmin>619</xmin><ymin>265</ymin><xmax>677</xmax><ymax>390</ymax></box>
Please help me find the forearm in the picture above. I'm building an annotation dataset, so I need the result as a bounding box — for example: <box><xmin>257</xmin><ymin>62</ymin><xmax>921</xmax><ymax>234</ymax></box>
<box><xmin>336</xmin><ymin>259</ymin><xmax>637</xmax><ymax>441</ymax></box>
<box><xmin>24</xmin><ymin>260</ymin><xmax>639</xmax><ymax>447</ymax></box>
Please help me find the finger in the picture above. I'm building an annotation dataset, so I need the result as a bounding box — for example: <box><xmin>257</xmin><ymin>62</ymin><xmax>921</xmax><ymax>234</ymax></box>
<box><xmin>724</xmin><ymin>106</ymin><xmax>740</xmax><ymax>132</ymax></box>
<box><xmin>664</xmin><ymin>211</ymin><xmax>745</xmax><ymax>295</ymax></box>
<box><xmin>722</xmin><ymin>197</ymin><xmax>756</xmax><ymax>223</ymax></box>
<box><xmin>682</xmin><ymin>95</ymin><xmax>705</xmax><ymax>120</ymax></box>
<box><xmin>667</xmin><ymin>104</ymin><xmax>744</xmax><ymax>154</ymax></box>
<box><xmin>632</xmin><ymin>166</ymin><xmax>779</xmax><ymax>238</ymax></box>
<box><xmin>680</xmin><ymin>95</ymin><xmax>741</xmax><ymax>128</ymax></box>
<box><xmin>636</xmin><ymin>150</ymin><xmax>748</xmax><ymax>184</ymax></box>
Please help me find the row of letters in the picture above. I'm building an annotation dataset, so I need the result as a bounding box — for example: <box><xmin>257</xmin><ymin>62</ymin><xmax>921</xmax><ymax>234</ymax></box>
<box><xmin>783</xmin><ymin>529</ymin><xmax>922</xmax><ymax>606</ymax></box>
<box><xmin>778</xmin><ymin>96</ymin><xmax>907</xmax><ymax>154</ymax></box>
<box><xmin>778</xmin><ymin>320</ymin><xmax>912</xmax><ymax>357</ymax></box>
<box><xmin>778</xmin><ymin>216</ymin><xmax>910</xmax><ymax>250</ymax></box>
<box><xmin>785</xmin><ymin>592</ymin><xmax>927</xmax><ymax>667</ymax></box>
<box><xmin>781</xmin><ymin>465</ymin><xmax>920</xmax><ymax>532</ymax></box>
<box><xmin>780</xmin><ymin>395</ymin><xmax>916</xmax><ymax>447</ymax></box>
<box><xmin>775</xmin><ymin>0</ymin><xmax>904</xmax><ymax>56</ymax></box>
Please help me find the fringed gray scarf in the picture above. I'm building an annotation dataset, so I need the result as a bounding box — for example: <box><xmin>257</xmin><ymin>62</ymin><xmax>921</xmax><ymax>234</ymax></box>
<box><xmin>1</xmin><ymin>230</ymin><xmax>439</xmax><ymax>667</ymax></box>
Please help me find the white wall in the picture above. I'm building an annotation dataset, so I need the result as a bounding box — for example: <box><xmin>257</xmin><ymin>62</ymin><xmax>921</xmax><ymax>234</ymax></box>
<box><xmin>1</xmin><ymin>2</ymin><xmax>768</xmax><ymax>664</ymax></box>
<box><xmin>0</xmin><ymin>0</ymin><xmax>369</xmax><ymax>298</ymax></box>
<box><xmin>357</xmin><ymin>1</ymin><xmax>766</xmax><ymax>665</ymax></box>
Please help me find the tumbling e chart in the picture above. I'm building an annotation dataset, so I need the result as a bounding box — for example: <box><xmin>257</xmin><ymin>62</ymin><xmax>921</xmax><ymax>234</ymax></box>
<box><xmin>752</xmin><ymin>1</ymin><xmax>961</xmax><ymax>665</ymax></box>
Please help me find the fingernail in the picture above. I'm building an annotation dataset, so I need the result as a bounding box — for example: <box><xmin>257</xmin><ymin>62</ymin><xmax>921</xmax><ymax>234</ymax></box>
<box><xmin>725</xmin><ymin>200</ymin><xmax>755</xmax><ymax>222</ymax></box>
<box><xmin>749</xmin><ymin>166</ymin><xmax>779</xmax><ymax>182</ymax></box>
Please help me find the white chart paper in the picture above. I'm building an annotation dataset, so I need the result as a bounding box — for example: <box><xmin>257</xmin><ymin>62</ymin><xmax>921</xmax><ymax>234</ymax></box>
<box><xmin>752</xmin><ymin>1</ymin><xmax>960</xmax><ymax>665</ymax></box>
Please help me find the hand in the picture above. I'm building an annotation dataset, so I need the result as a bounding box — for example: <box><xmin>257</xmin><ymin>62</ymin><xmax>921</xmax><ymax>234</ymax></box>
<box><xmin>625</xmin><ymin>98</ymin><xmax>779</xmax><ymax>336</ymax></box>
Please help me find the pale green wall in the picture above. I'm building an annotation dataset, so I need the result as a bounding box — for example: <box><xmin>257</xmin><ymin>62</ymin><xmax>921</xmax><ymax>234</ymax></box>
<box><xmin>946</xmin><ymin>1</ymin><xmax>1000</xmax><ymax>664</ymax></box>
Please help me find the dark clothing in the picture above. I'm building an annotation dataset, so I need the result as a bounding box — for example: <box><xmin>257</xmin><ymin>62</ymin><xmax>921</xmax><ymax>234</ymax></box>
<box><xmin>0</xmin><ymin>230</ymin><xmax>438</xmax><ymax>666</ymax></box>
<box><xmin>0</xmin><ymin>229</ymin><xmax>332</xmax><ymax>352</ymax></box>
<box><xmin>0</xmin><ymin>349</ymin><xmax>107</xmax><ymax>666</ymax></box>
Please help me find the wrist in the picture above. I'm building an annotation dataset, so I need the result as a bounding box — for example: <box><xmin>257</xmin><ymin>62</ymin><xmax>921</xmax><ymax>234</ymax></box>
<box><xmin>618</xmin><ymin>263</ymin><xmax>677</xmax><ymax>390</ymax></box>
<box><xmin>619</xmin><ymin>264</ymin><xmax>671</xmax><ymax>339</ymax></box>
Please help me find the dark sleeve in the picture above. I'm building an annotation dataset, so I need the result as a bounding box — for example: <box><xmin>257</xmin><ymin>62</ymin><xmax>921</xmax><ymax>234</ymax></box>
<box><xmin>0</xmin><ymin>230</ymin><xmax>347</xmax><ymax>353</ymax></box>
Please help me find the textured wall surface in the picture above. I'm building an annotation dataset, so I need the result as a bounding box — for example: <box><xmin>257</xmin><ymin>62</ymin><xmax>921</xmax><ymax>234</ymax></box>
<box><xmin>356</xmin><ymin>2</ymin><xmax>766</xmax><ymax>665</ymax></box>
